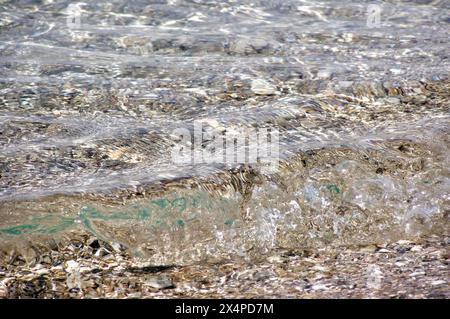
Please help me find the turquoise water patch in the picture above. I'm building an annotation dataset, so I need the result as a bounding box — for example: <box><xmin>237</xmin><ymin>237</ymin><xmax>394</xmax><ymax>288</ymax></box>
<box><xmin>0</xmin><ymin>194</ymin><xmax>236</xmax><ymax>236</ymax></box>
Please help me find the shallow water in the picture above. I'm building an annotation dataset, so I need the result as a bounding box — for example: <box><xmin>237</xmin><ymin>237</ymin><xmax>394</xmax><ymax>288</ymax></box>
<box><xmin>0</xmin><ymin>0</ymin><xmax>449</xmax><ymax>263</ymax></box>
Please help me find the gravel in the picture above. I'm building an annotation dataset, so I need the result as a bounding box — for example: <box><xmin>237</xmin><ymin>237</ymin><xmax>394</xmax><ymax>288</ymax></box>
<box><xmin>0</xmin><ymin>234</ymin><xmax>448</xmax><ymax>299</ymax></box>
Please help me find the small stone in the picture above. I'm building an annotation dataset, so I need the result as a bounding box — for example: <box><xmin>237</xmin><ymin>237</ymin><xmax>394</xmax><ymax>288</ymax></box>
<box><xmin>95</xmin><ymin>248</ymin><xmax>110</xmax><ymax>258</ymax></box>
<box><xmin>317</xmin><ymin>70</ymin><xmax>332</xmax><ymax>80</ymax></box>
<box><xmin>390</xmin><ymin>68</ymin><xmax>403</xmax><ymax>75</ymax></box>
<box><xmin>395</xmin><ymin>261</ymin><xmax>408</xmax><ymax>267</ymax></box>
<box><xmin>383</xmin><ymin>81</ymin><xmax>393</xmax><ymax>89</ymax></box>
<box><xmin>251</xmin><ymin>79</ymin><xmax>277</xmax><ymax>95</ymax></box>
<box><xmin>126</xmin><ymin>292</ymin><xmax>142</xmax><ymax>298</ymax></box>
<box><xmin>410</xmin><ymin>245</ymin><xmax>423</xmax><ymax>252</ymax></box>
<box><xmin>413</xmin><ymin>95</ymin><xmax>427</xmax><ymax>104</ymax></box>
<box><xmin>431</xmin><ymin>280</ymin><xmax>446</xmax><ymax>286</ymax></box>
<box><xmin>51</xmin><ymin>265</ymin><xmax>64</xmax><ymax>271</ymax></box>
<box><xmin>228</xmin><ymin>37</ymin><xmax>271</xmax><ymax>55</ymax></box>
<box><xmin>66</xmin><ymin>280</ymin><xmax>79</xmax><ymax>291</ymax></box>
<box><xmin>111</xmin><ymin>242</ymin><xmax>125</xmax><ymax>253</ymax></box>
<box><xmin>385</xmin><ymin>97</ymin><xmax>400</xmax><ymax>105</ymax></box>
<box><xmin>254</xmin><ymin>270</ymin><xmax>274</xmax><ymax>281</ymax></box>
<box><xmin>401</xmin><ymin>96</ymin><xmax>413</xmax><ymax>103</ymax></box>
<box><xmin>79</xmin><ymin>266</ymin><xmax>92</xmax><ymax>274</ymax></box>
<box><xmin>366</xmin><ymin>264</ymin><xmax>383</xmax><ymax>290</ymax></box>
<box><xmin>267</xmin><ymin>255</ymin><xmax>284</xmax><ymax>264</ymax></box>
<box><xmin>342</xmin><ymin>33</ymin><xmax>354</xmax><ymax>43</ymax></box>
<box><xmin>311</xmin><ymin>284</ymin><xmax>329</xmax><ymax>291</ymax></box>
<box><xmin>250</xmin><ymin>38</ymin><xmax>270</xmax><ymax>52</ymax></box>
<box><xmin>40</xmin><ymin>255</ymin><xmax>52</xmax><ymax>265</ymax></box>
<box><xmin>339</xmin><ymin>80</ymin><xmax>354</xmax><ymax>88</ymax></box>
<box><xmin>33</xmin><ymin>265</ymin><xmax>50</xmax><ymax>275</ymax></box>
<box><xmin>65</xmin><ymin>260</ymin><xmax>80</xmax><ymax>273</ymax></box>
<box><xmin>312</xmin><ymin>265</ymin><xmax>329</xmax><ymax>272</ymax></box>
<box><xmin>145</xmin><ymin>276</ymin><xmax>174</xmax><ymax>289</ymax></box>
<box><xmin>409</xmin><ymin>271</ymin><xmax>425</xmax><ymax>277</ymax></box>
<box><xmin>66</xmin><ymin>272</ymin><xmax>81</xmax><ymax>290</ymax></box>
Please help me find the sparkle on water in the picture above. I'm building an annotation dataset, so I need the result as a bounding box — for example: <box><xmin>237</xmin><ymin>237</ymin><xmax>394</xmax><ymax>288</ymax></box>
<box><xmin>0</xmin><ymin>0</ymin><xmax>449</xmax><ymax>263</ymax></box>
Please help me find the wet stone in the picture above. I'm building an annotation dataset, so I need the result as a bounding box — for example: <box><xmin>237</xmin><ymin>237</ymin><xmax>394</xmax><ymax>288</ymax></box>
<box><xmin>227</xmin><ymin>37</ymin><xmax>273</xmax><ymax>55</ymax></box>
<box><xmin>250</xmin><ymin>79</ymin><xmax>278</xmax><ymax>95</ymax></box>
<box><xmin>145</xmin><ymin>276</ymin><xmax>175</xmax><ymax>290</ymax></box>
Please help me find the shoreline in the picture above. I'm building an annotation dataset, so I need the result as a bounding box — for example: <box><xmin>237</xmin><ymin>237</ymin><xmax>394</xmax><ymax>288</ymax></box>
<box><xmin>1</xmin><ymin>233</ymin><xmax>448</xmax><ymax>299</ymax></box>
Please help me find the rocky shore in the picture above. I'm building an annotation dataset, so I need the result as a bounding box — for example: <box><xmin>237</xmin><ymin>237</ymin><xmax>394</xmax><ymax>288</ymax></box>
<box><xmin>1</xmin><ymin>0</ymin><xmax>449</xmax><ymax>300</ymax></box>
<box><xmin>1</xmin><ymin>233</ymin><xmax>448</xmax><ymax>299</ymax></box>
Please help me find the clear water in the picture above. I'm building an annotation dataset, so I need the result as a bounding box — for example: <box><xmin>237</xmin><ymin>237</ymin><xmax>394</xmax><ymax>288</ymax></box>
<box><xmin>0</xmin><ymin>0</ymin><xmax>449</xmax><ymax>263</ymax></box>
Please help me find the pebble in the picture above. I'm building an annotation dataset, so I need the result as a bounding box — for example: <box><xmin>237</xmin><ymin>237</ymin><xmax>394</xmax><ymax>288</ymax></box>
<box><xmin>95</xmin><ymin>248</ymin><xmax>110</xmax><ymax>258</ymax></box>
<box><xmin>111</xmin><ymin>242</ymin><xmax>125</xmax><ymax>253</ymax></box>
<box><xmin>409</xmin><ymin>271</ymin><xmax>425</xmax><ymax>277</ymax></box>
<box><xmin>66</xmin><ymin>273</ymin><xmax>81</xmax><ymax>290</ymax></box>
<box><xmin>250</xmin><ymin>79</ymin><xmax>278</xmax><ymax>95</ymax></box>
<box><xmin>311</xmin><ymin>284</ymin><xmax>329</xmax><ymax>291</ymax></box>
<box><xmin>267</xmin><ymin>255</ymin><xmax>284</xmax><ymax>264</ymax></box>
<box><xmin>317</xmin><ymin>70</ymin><xmax>332</xmax><ymax>80</ymax></box>
<box><xmin>79</xmin><ymin>266</ymin><xmax>92</xmax><ymax>274</ymax></box>
<box><xmin>33</xmin><ymin>266</ymin><xmax>50</xmax><ymax>275</ymax></box>
<box><xmin>228</xmin><ymin>37</ymin><xmax>271</xmax><ymax>55</ymax></box>
<box><xmin>410</xmin><ymin>245</ymin><xmax>423</xmax><ymax>252</ymax></box>
<box><xmin>395</xmin><ymin>261</ymin><xmax>408</xmax><ymax>267</ymax></box>
<box><xmin>342</xmin><ymin>33</ymin><xmax>354</xmax><ymax>43</ymax></box>
<box><xmin>40</xmin><ymin>255</ymin><xmax>52</xmax><ymax>265</ymax></box>
<box><xmin>431</xmin><ymin>280</ymin><xmax>446</xmax><ymax>286</ymax></box>
<box><xmin>390</xmin><ymin>68</ymin><xmax>404</xmax><ymax>75</ymax></box>
<box><xmin>51</xmin><ymin>265</ymin><xmax>64</xmax><ymax>271</ymax></box>
<box><xmin>65</xmin><ymin>260</ymin><xmax>80</xmax><ymax>273</ymax></box>
<box><xmin>145</xmin><ymin>276</ymin><xmax>175</xmax><ymax>289</ymax></box>
<box><xmin>312</xmin><ymin>265</ymin><xmax>329</xmax><ymax>272</ymax></box>
<box><xmin>413</xmin><ymin>95</ymin><xmax>427</xmax><ymax>104</ymax></box>
<box><xmin>254</xmin><ymin>270</ymin><xmax>275</xmax><ymax>281</ymax></box>
<box><xmin>385</xmin><ymin>97</ymin><xmax>400</xmax><ymax>105</ymax></box>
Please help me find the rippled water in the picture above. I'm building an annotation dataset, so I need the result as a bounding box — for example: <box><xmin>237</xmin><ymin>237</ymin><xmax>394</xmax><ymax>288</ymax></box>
<box><xmin>0</xmin><ymin>0</ymin><xmax>449</xmax><ymax>263</ymax></box>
